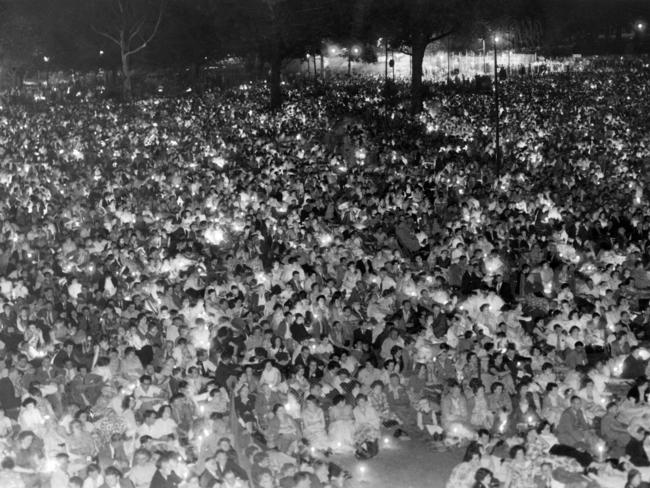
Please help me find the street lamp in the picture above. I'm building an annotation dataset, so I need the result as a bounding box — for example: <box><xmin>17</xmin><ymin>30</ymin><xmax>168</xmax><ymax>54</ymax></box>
<box><xmin>635</xmin><ymin>21</ymin><xmax>646</xmax><ymax>53</ymax></box>
<box><xmin>43</xmin><ymin>56</ymin><xmax>50</xmax><ymax>88</ymax></box>
<box><xmin>479</xmin><ymin>38</ymin><xmax>486</xmax><ymax>73</ymax></box>
<box><xmin>493</xmin><ymin>35</ymin><xmax>501</xmax><ymax>178</ymax></box>
<box><xmin>348</xmin><ymin>45</ymin><xmax>361</xmax><ymax>76</ymax></box>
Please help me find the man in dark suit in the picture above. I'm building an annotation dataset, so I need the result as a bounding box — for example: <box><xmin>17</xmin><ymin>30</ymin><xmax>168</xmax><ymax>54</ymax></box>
<box><xmin>212</xmin><ymin>450</ymin><xmax>248</xmax><ymax>482</ymax></box>
<box><xmin>461</xmin><ymin>262</ymin><xmax>484</xmax><ymax>295</ymax></box>
<box><xmin>494</xmin><ymin>274</ymin><xmax>515</xmax><ymax>303</ymax></box>
<box><xmin>0</xmin><ymin>303</ymin><xmax>16</xmax><ymax>330</ymax></box>
<box><xmin>149</xmin><ymin>453</ymin><xmax>182</xmax><ymax>488</ymax></box>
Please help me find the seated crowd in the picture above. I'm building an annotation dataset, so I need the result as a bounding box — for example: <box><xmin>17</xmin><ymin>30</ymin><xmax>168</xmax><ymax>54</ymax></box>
<box><xmin>1</xmin><ymin>59</ymin><xmax>650</xmax><ymax>488</ymax></box>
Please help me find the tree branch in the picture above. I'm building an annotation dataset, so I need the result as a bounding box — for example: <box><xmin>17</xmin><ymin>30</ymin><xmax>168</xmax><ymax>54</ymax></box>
<box><xmin>91</xmin><ymin>24</ymin><xmax>121</xmax><ymax>46</ymax></box>
<box><xmin>428</xmin><ymin>28</ymin><xmax>456</xmax><ymax>44</ymax></box>
<box><xmin>128</xmin><ymin>18</ymin><xmax>146</xmax><ymax>44</ymax></box>
<box><xmin>123</xmin><ymin>1</ymin><xmax>164</xmax><ymax>57</ymax></box>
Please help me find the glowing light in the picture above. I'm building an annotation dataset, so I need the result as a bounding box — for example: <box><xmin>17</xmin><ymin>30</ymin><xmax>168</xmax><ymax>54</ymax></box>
<box><xmin>42</xmin><ymin>458</ymin><xmax>57</xmax><ymax>472</ymax></box>
<box><xmin>612</xmin><ymin>357</ymin><xmax>625</xmax><ymax>377</ymax></box>
<box><xmin>383</xmin><ymin>437</ymin><xmax>390</xmax><ymax>445</ymax></box>
<box><xmin>318</xmin><ymin>233</ymin><xmax>333</xmax><ymax>247</ymax></box>
<box><xmin>543</xmin><ymin>282</ymin><xmax>553</xmax><ymax>295</ymax></box>
<box><xmin>205</xmin><ymin>227</ymin><xmax>225</xmax><ymax>245</ymax></box>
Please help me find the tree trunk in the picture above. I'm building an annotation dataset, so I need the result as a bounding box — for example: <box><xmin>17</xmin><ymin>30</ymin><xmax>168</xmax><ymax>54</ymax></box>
<box><xmin>410</xmin><ymin>38</ymin><xmax>427</xmax><ymax>115</ymax></box>
<box><xmin>121</xmin><ymin>52</ymin><xmax>132</xmax><ymax>99</ymax></box>
<box><xmin>270</xmin><ymin>53</ymin><xmax>282</xmax><ymax>109</ymax></box>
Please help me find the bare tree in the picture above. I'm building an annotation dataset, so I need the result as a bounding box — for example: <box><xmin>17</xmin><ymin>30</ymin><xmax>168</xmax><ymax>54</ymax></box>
<box><xmin>91</xmin><ymin>0</ymin><xmax>164</xmax><ymax>98</ymax></box>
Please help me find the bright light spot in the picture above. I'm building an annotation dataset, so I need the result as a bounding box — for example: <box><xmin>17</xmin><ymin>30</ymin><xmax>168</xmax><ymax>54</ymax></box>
<box><xmin>318</xmin><ymin>233</ymin><xmax>333</xmax><ymax>247</ymax></box>
<box><xmin>211</xmin><ymin>156</ymin><xmax>227</xmax><ymax>168</ymax></box>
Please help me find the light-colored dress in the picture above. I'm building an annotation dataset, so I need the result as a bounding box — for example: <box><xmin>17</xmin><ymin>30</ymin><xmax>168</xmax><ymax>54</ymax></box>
<box><xmin>470</xmin><ymin>391</ymin><xmax>493</xmax><ymax>429</ymax></box>
<box><xmin>328</xmin><ymin>403</ymin><xmax>355</xmax><ymax>453</ymax></box>
<box><xmin>302</xmin><ymin>406</ymin><xmax>328</xmax><ymax>450</ymax></box>
<box><xmin>353</xmin><ymin>404</ymin><xmax>380</xmax><ymax>444</ymax></box>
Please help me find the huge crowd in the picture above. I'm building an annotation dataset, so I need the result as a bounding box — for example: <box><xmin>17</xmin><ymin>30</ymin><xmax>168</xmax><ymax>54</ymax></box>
<box><xmin>1</xmin><ymin>57</ymin><xmax>650</xmax><ymax>488</ymax></box>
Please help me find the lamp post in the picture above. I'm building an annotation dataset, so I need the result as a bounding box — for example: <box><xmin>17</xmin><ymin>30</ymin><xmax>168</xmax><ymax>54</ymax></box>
<box><xmin>635</xmin><ymin>21</ymin><xmax>646</xmax><ymax>53</ymax></box>
<box><xmin>493</xmin><ymin>36</ymin><xmax>501</xmax><ymax>178</ymax></box>
<box><xmin>479</xmin><ymin>38</ymin><xmax>486</xmax><ymax>73</ymax></box>
<box><xmin>43</xmin><ymin>56</ymin><xmax>50</xmax><ymax>88</ymax></box>
<box><xmin>348</xmin><ymin>46</ymin><xmax>361</xmax><ymax>76</ymax></box>
<box><xmin>347</xmin><ymin>48</ymin><xmax>351</xmax><ymax>76</ymax></box>
<box><xmin>384</xmin><ymin>39</ymin><xmax>388</xmax><ymax>84</ymax></box>
<box><xmin>447</xmin><ymin>36</ymin><xmax>451</xmax><ymax>83</ymax></box>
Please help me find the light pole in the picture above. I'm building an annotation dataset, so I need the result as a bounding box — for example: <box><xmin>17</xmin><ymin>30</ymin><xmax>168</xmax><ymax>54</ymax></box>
<box><xmin>347</xmin><ymin>48</ymin><xmax>351</xmax><ymax>76</ymax></box>
<box><xmin>635</xmin><ymin>21</ymin><xmax>646</xmax><ymax>53</ymax></box>
<box><xmin>493</xmin><ymin>36</ymin><xmax>501</xmax><ymax>178</ymax></box>
<box><xmin>43</xmin><ymin>56</ymin><xmax>50</xmax><ymax>88</ymax></box>
<box><xmin>384</xmin><ymin>39</ymin><xmax>388</xmax><ymax>84</ymax></box>
<box><xmin>447</xmin><ymin>37</ymin><xmax>451</xmax><ymax>83</ymax></box>
<box><xmin>349</xmin><ymin>46</ymin><xmax>361</xmax><ymax>76</ymax></box>
<box><xmin>479</xmin><ymin>38</ymin><xmax>486</xmax><ymax>73</ymax></box>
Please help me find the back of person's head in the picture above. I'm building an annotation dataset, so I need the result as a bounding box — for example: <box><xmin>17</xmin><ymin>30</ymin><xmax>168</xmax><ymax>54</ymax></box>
<box><xmin>462</xmin><ymin>441</ymin><xmax>482</xmax><ymax>462</ymax></box>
